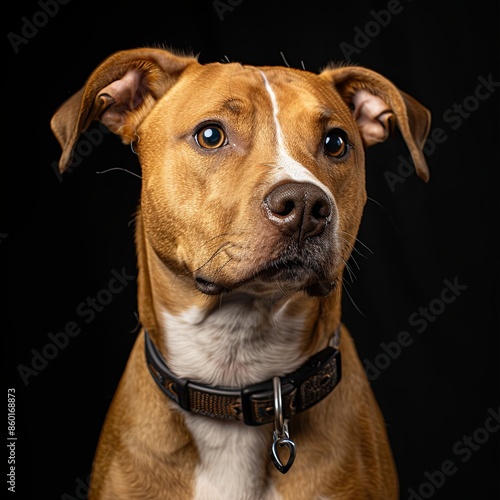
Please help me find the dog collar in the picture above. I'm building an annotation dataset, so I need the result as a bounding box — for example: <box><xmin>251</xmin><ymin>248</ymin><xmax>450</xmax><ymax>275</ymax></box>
<box><xmin>144</xmin><ymin>327</ymin><xmax>341</xmax><ymax>427</ymax></box>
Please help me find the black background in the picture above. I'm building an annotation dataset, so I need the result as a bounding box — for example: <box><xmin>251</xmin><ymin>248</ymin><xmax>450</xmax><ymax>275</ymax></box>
<box><xmin>4</xmin><ymin>1</ymin><xmax>499</xmax><ymax>499</ymax></box>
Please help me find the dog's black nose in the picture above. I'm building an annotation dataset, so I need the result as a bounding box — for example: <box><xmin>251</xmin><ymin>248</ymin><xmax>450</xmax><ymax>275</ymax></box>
<box><xmin>263</xmin><ymin>182</ymin><xmax>332</xmax><ymax>245</ymax></box>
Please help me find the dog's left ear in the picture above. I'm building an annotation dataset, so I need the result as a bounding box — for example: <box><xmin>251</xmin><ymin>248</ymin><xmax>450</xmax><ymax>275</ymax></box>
<box><xmin>320</xmin><ymin>66</ymin><xmax>431</xmax><ymax>181</ymax></box>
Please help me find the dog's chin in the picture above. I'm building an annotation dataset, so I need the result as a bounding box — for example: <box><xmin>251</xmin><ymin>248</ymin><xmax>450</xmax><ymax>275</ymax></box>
<box><xmin>194</xmin><ymin>260</ymin><xmax>336</xmax><ymax>298</ymax></box>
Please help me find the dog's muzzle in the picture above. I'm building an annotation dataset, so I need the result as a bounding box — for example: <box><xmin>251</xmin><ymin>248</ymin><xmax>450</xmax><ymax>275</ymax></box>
<box><xmin>194</xmin><ymin>182</ymin><xmax>338</xmax><ymax>297</ymax></box>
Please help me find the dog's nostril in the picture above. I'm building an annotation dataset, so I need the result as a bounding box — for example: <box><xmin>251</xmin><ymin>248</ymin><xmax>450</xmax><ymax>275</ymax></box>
<box><xmin>274</xmin><ymin>200</ymin><xmax>296</xmax><ymax>217</ymax></box>
<box><xmin>312</xmin><ymin>200</ymin><xmax>331</xmax><ymax>219</ymax></box>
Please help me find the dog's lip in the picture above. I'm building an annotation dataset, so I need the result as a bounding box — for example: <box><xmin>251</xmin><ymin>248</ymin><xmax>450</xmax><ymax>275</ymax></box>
<box><xmin>194</xmin><ymin>258</ymin><xmax>305</xmax><ymax>295</ymax></box>
<box><xmin>254</xmin><ymin>258</ymin><xmax>309</xmax><ymax>279</ymax></box>
<box><xmin>255</xmin><ymin>259</ymin><xmax>336</xmax><ymax>296</ymax></box>
<box><xmin>194</xmin><ymin>277</ymin><xmax>228</xmax><ymax>295</ymax></box>
<box><xmin>194</xmin><ymin>258</ymin><xmax>336</xmax><ymax>297</ymax></box>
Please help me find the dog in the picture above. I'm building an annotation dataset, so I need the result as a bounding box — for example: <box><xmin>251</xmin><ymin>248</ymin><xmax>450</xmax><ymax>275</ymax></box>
<box><xmin>51</xmin><ymin>47</ymin><xmax>430</xmax><ymax>499</ymax></box>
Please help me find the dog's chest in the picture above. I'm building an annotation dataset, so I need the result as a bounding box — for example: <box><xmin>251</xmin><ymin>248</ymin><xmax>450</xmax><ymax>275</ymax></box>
<box><xmin>158</xmin><ymin>298</ymin><xmax>310</xmax><ymax>499</ymax></box>
<box><xmin>184</xmin><ymin>415</ymin><xmax>280</xmax><ymax>500</ymax></box>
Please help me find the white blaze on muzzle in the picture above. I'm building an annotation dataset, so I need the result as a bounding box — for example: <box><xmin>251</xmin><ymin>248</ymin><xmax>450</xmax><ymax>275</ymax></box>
<box><xmin>259</xmin><ymin>71</ymin><xmax>334</xmax><ymax>200</ymax></box>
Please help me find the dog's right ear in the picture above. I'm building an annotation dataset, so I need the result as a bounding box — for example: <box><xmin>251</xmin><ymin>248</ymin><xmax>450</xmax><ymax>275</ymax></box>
<box><xmin>50</xmin><ymin>48</ymin><xmax>198</xmax><ymax>173</ymax></box>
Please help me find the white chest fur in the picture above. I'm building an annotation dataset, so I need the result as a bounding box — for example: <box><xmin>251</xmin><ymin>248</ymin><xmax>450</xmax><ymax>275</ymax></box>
<box><xmin>184</xmin><ymin>414</ymin><xmax>279</xmax><ymax>500</ymax></box>
<box><xmin>159</xmin><ymin>295</ymin><xmax>310</xmax><ymax>499</ymax></box>
<box><xmin>160</xmin><ymin>295</ymin><xmax>309</xmax><ymax>387</ymax></box>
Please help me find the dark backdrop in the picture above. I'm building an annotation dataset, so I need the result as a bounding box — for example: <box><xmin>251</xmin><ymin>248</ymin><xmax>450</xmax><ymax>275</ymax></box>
<box><xmin>4</xmin><ymin>1</ymin><xmax>499</xmax><ymax>499</ymax></box>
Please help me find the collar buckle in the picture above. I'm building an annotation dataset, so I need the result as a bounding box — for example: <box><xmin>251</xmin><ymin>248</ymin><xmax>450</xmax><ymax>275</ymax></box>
<box><xmin>240</xmin><ymin>379</ymin><xmax>296</xmax><ymax>426</ymax></box>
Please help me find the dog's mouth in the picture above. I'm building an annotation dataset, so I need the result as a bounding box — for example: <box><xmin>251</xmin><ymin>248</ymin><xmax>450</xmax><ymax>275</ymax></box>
<box><xmin>195</xmin><ymin>255</ymin><xmax>336</xmax><ymax>297</ymax></box>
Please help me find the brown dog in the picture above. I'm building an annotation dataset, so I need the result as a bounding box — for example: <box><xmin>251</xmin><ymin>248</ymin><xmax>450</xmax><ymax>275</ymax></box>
<box><xmin>51</xmin><ymin>47</ymin><xmax>430</xmax><ymax>499</ymax></box>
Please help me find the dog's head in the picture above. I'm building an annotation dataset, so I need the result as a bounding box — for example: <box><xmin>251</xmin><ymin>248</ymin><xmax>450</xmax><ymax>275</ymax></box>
<box><xmin>51</xmin><ymin>48</ymin><xmax>430</xmax><ymax>299</ymax></box>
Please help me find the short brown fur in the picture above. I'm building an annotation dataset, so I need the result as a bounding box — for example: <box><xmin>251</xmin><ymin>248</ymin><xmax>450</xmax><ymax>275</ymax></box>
<box><xmin>51</xmin><ymin>47</ymin><xmax>431</xmax><ymax>499</ymax></box>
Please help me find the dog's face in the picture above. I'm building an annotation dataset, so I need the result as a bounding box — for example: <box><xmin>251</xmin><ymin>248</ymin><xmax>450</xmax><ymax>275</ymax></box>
<box><xmin>51</xmin><ymin>49</ymin><xmax>430</xmax><ymax>300</ymax></box>
<box><xmin>139</xmin><ymin>63</ymin><xmax>365</xmax><ymax>297</ymax></box>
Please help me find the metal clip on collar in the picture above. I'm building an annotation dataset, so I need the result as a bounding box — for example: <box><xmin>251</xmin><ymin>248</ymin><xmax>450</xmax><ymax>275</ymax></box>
<box><xmin>270</xmin><ymin>376</ymin><xmax>297</xmax><ymax>474</ymax></box>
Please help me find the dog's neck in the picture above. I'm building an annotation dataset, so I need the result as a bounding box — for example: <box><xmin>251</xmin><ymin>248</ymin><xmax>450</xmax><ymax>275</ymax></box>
<box><xmin>135</xmin><ymin>214</ymin><xmax>342</xmax><ymax>388</ymax></box>
<box><xmin>159</xmin><ymin>290</ymin><xmax>332</xmax><ymax>388</ymax></box>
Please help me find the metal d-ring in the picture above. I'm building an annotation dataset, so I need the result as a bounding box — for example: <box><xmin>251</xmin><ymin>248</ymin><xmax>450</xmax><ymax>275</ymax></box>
<box><xmin>273</xmin><ymin>376</ymin><xmax>285</xmax><ymax>437</ymax></box>
<box><xmin>270</xmin><ymin>376</ymin><xmax>296</xmax><ymax>474</ymax></box>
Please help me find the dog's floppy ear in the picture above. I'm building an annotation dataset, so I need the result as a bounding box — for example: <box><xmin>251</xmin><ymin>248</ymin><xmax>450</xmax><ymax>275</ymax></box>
<box><xmin>50</xmin><ymin>48</ymin><xmax>198</xmax><ymax>173</ymax></box>
<box><xmin>320</xmin><ymin>65</ymin><xmax>431</xmax><ymax>182</ymax></box>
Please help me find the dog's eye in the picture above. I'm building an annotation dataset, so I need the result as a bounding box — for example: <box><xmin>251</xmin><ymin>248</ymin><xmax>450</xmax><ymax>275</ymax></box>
<box><xmin>324</xmin><ymin>129</ymin><xmax>349</xmax><ymax>158</ymax></box>
<box><xmin>195</xmin><ymin>125</ymin><xmax>227</xmax><ymax>149</ymax></box>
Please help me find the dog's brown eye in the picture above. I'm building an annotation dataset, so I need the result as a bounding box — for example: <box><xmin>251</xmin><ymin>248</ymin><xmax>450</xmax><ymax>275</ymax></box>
<box><xmin>195</xmin><ymin>125</ymin><xmax>227</xmax><ymax>149</ymax></box>
<box><xmin>324</xmin><ymin>129</ymin><xmax>348</xmax><ymax>158</ymax></box>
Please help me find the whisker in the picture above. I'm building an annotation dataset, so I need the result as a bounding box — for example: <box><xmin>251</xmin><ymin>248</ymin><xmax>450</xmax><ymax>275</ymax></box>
<box><xmin>214</xmin><ymin>255</ymin><xmax>235</xmax><ymax>273</ymax></box>
<box><xmin>96</xmin><ymin>167</ymin><xmax>142</xmax><ymax>179</ymax></box>
<box><xmin>206</xmin><ymin>232</ymin><xmax>233</xmax><ymax>244</ymax></box>
<box><xmin>342</xmin><ymin>258</ymin><xmax>356</xmax><ymax>283</ymax></box>
<box><xmin>347</xmin><ymin>253</ymin><xmax>361</xmax><ymax>271</ymax></box>
<box><xmin>339</xmin><ymin>230</ymin><xmax>374</xmax><ymax>256</ymax></box>
<box><xmin>148</xmin><ymin>241</ymin><xmax>234</xmax><ymax>276</ymax></box>
<box><xmin>350</xmin><ymin>244</ymin><xmax>370</xmax><ymax>259</ymax></box>
<box><xmin>280</xmin><ymin>51</ymin><xmax>290</xmax><ymax>67</ymax></box>
<box><xmin>129</xmin><ymin>311</ymin><xmax>141</xmax><ymax>334</ymax></box>
<box><xmin>367</xmin><ymin>196</ymin><xmax>402</xmax><ymax>235</ymax></box>
<box><xmin>190</xmin><ymin>241</ymin><xmax>236</xmax><ymax>275</ymax></box>
<box><xmin>341</xmin><ymin>279</ymin><xmax>367</xmax><ymax>318</ymax></box>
